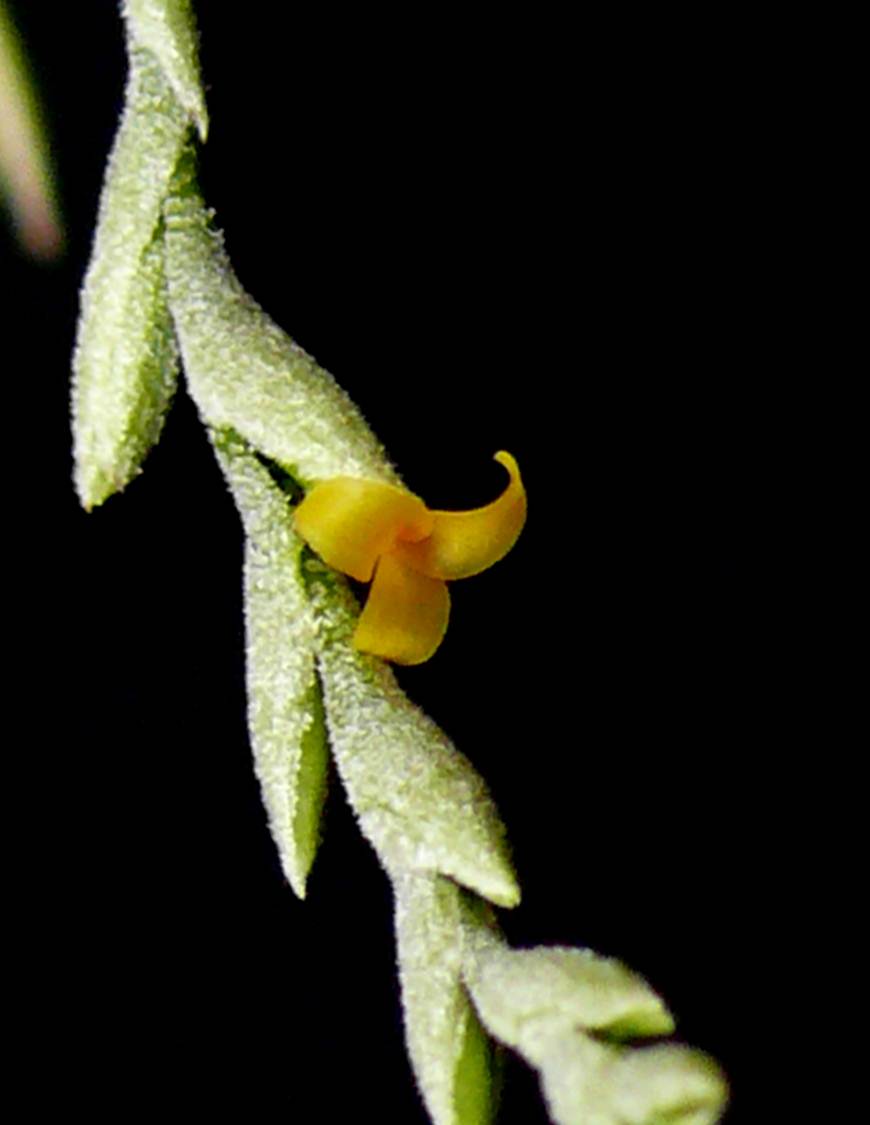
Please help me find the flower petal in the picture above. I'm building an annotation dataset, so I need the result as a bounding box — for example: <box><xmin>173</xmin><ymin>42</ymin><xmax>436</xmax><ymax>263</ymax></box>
<box><xmin>294</xmin><ymin>478</ymin><xmax>433</xmax><ymax>582</ymax></box>
<box><xmin>354</xmin><ymin>553</ymin><xmax>451</xmax><ymax>665</ymax></box>
<box><xmin>396</xmin><ymin>451</ymin><xmax>527</xmax><ymax>581</ymax></box>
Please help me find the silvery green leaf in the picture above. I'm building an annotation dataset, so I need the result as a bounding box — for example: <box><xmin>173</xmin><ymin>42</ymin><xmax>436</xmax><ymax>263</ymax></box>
<box><xmin>163</xmin><ymin>154</ymin><xmax>398</xmax><ymax>488</ymax></box>
<box><xmin>123</xmin><ymin>0</ymin><xmax>208</xmax><ymax>139</ymax></box>
<box><xmin>537</xmin><ymin>1035</ymin><xmax>728</xmax><ymax>1125</ymax></box>
<box><xmin>461</xmin><ymin>937</ymin><xmax>675</xmax><ymax>1054</ymax></box>
<box><xmin>460</xmin><ymin>914</ymin><xmax>728</xmax><ymax>1125</ymax></box>
<box><xmin>211</xmin><ymin>429</ymin><xmax>327</xmax><ymax>898</ymax></box>
<box><xmin>306</xmin><ymin>565</ymin><xmax>519</xmax><ymax>909</ymax></box>
<box><xmin>72</xmin><ymin>47</ymin><xmax>188</xmax><ymax>509</ymax></box>
<box><xmin>393</xmin><ymin>873</ymin><xmax>495</xmax><ymax>1125</ymax></box>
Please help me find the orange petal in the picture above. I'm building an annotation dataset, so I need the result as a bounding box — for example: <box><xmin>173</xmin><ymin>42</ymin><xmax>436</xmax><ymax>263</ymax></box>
<box><xmin>395</xmin><ymin>451</ymin><xmax>526</xmax><ymax>580</ymax></box>
<box><xmin>294</xmin><ymin>478</ymin><xmax>433</xmax><ymax>582</ymax></box>
<box><xmin>353</xmin><ymin>553</ymin><xmax>451</xmax><ymax>665</ymax></box>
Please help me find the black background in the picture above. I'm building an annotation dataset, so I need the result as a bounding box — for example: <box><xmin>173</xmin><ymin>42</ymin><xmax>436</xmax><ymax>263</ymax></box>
<box><xmin>5</xmin><ymin>4</ymin><xmax>792</xmax><ymax>1121</ymax></box>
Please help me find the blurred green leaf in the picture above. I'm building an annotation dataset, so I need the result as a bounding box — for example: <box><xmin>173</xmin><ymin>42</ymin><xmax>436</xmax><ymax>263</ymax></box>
<box><xmin>537</xmin><ymin>1036</ymin><xmax>728</xmax><ymax>1125</ymax></box>
<box><xmin>462</xmin><ymin>941</ymin><xmax>674</xmax><ymax>1047</ymax></box>
<box><xmin>0</xmin><ymin>0</ymin><xmax>63</xmax><ymax>257</ymax></box>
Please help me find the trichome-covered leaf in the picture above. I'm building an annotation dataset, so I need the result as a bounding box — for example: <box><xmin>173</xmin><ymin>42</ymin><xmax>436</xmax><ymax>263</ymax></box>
<box><xmin>306</xmin><ymin>565</ymin><xmax>519</xmax><ymax>909</ymax></box>
<box><xmin>461</xmin><ymin>938</ymin><xmax>674</xmax><ymax>1052</ymax></box>
<box><xmin>460</xmin><ymin>912</ymin><xmax>728</xmax><ymax>1125</ymax></box>
<box><xmin>393</xmin><ymin>873</ymin><xmax>495</xmax><ymax>1125</ymax></box>
<box><xmin>72</xmin><ymin>47</ymin><xmax>188</xmax><ymax>509</ymax></box>
<box><xmin>537</xmin><ymin>1035</ymin><xmax>728</xmax><ymax>1125</ymax></box>
<box><xmin>163</xmin><ymin>153</ymin><xmax>397</xmax><ymax>488</ymax></box>
<box><xmin>212</xmin><ymin>430</ymin><xmax>327</xmax><ymax>897</ymax></box>
<box><xmin>124</xmin><ymin>0</ymin><xmax>208</xmax><ymax>138</ymax></box>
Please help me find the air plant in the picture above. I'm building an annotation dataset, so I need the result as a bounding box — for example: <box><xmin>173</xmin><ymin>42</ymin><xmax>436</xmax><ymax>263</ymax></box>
<box><xmin>71</xmin><ymin>4</ymin><xmax>728</xmax><ymax>1123</ymax></box>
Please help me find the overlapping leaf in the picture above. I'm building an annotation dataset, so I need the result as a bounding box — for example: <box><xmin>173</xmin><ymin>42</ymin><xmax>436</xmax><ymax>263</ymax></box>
<box><xmin>124</xmin><ymin>0</ymin><xmax>208</xmax><ymax>139</ymax></box>
<box><xmin>73</xmin><ymin>7</ymin><xmax>730</xmax><ymax>1124</ymax></box>
<box><xmin>71</xmin><ymin>46</ymin><xmax>187</xmax><ymax>509</ymax></box>
<box><xmin>306</xmin><ymin>564</ymin><xmax>519</xmax><ymax>909</ymax></box>
<box><xmin>163</xmin><ymin>152</ymin><xmax>398</xmax><ymax>488</ymax></box>
<box><xmin>536</xmin><ymin>1035</ymin><xmax>727</xmax><ymax>1125</ymax></box>
<box><xmin>72</xmin><ymin>0</ymin><xmax>209</xmax><ymax>509</ymax></box>
<box><xmin>393</xmin><ymin>873</ymin><xmax>495</xmax><ymax>1125</ymax></box>
<box><xmin>212</xmin><ymin>429</ymin><xmax>327</xmax><ymax>897</ymax></box>
<box><xmin>461</xmin><ymin>910</ymin><xmax>728</xmax><ymax>1125</ymax></box>
<box><xmin>461</xmin><ymin>939</ymin><xmax>674</xmax><ymax>1049</ymax></box>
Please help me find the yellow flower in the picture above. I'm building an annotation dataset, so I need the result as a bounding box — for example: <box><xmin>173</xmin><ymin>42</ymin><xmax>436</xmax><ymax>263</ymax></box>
<box><xmin>294</xmin><ymin>452</ymin><xmax>527</xmax><ymax>665</ymax></box>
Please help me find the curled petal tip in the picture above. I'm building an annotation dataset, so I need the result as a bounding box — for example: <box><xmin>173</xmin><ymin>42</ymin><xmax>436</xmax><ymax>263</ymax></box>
<box><xmin>395</xmin><ymin>451</ymin><xmax>527</xmax><ymax>581</ymax></box>
<box><xmin>494</xmin><ymin>450</ymin><xmax>519</xmax><ymax>474</ymax></box>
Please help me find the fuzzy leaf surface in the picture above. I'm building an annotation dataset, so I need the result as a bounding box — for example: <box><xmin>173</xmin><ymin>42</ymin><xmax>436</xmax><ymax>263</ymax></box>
<box><xmin>306</xmin><ymin>565</ymin><xmax>519</xmax><ymax>908</ymax></box>
<box><xmin>461</xmin><ymin>914</ymin><xmax>728</xmax><ymax>1125</ymax></box>
<box><xmin>393</xmin><ymin>873</ymin><xmax>494</xmax><ymax>1125</ymax></box>
<box><xmin>72</xmin><ymin>47</ymin><xmax>187</xmax><ymax>509</ymax></box>
<box><xmin>124</xmin><ymin>0</ymin><xmax>208</xmax><ymax>138</ymax></box>
<box><xmin>461</xmin><ymin>939</ymin><xmax>675</xmax><ymax>1052</ymax></box>
<box><xmin>164</xmin><ymin>153</ymin><xmax>398</xmax><ymax>488</ymax></box>
<box><xmin>537</xmin><ymin>1035</ymin><xmax>728</xmax><ymax>1125</ymax></box>
<box><xmin>212</xmin><ymin>430</ymin><xmax>327</xmax><ymax>897</ymax></box>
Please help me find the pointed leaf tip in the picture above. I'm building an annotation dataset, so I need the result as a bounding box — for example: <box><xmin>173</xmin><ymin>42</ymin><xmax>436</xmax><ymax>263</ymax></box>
<box><xmin>212</xmin><ymin>431</ymin><xmax>328</xmax><ymax>898</ymax></box>
<box><xmin>72</xmin><ymin>50</ymin><xmax>186</xmax><ymax>508</ymax></box>
<box><xmin>308</xmin><ymin>570</ymin><xmax>519</xmax><ymax>907</ymax></box>
<box><xmin>124</xmin><ymin>0</ymin><xmax>209</xmax><ymax>139</ymax></box>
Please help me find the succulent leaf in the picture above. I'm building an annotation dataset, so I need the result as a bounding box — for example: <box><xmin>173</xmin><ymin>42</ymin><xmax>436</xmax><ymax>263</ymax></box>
<box><xmin>72</xmin><ymin>47</ymin><xmax>187</xmax><ymax>509</ymax></box>
<box><xmin>306</xmin><ymin>564</ymin><xmax>519</xmax><ymax>909</ymax></box>
<box><xmin>393</xmin><ymin>873</ymin><xmax>495</xmax><ymax>1125</ymax></box>
<box><xmin>212</xmin><ymin>429</ymin><xmax>327</xmax><ymax>897</ymax></box>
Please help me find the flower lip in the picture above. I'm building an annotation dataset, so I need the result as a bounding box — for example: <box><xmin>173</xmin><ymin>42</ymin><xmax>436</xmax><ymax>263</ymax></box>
<box><xmin>353</xmin><ymin>553</ymin><xmax>451</xmax><ymax>666</ymax></box>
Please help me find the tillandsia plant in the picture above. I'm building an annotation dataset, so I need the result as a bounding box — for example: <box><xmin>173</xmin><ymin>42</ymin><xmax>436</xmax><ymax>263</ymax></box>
<box><xmin>72</xmin><ymin>4</ymin><xmax>729</xmax><ymax>1123</ymax></box>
